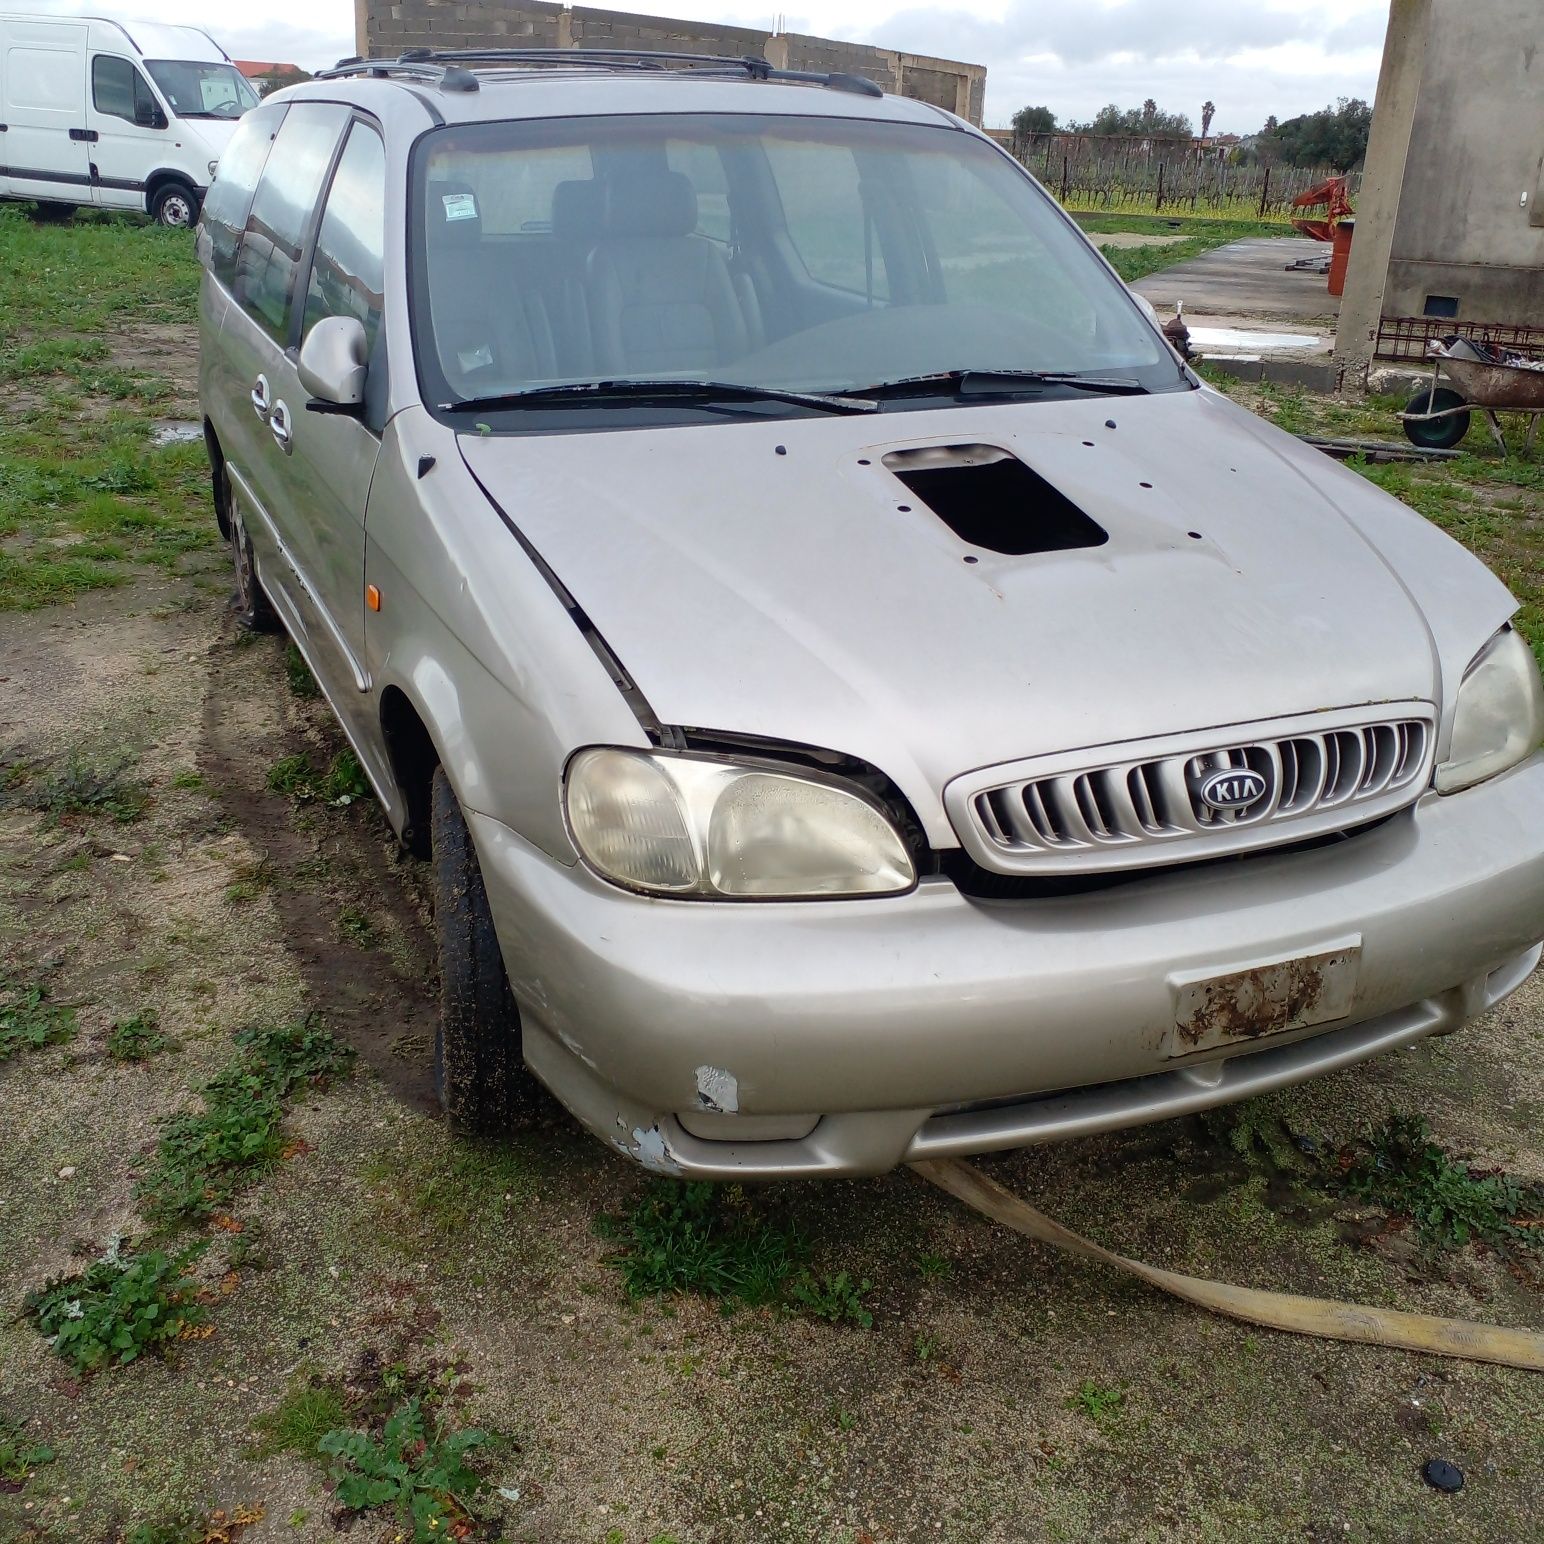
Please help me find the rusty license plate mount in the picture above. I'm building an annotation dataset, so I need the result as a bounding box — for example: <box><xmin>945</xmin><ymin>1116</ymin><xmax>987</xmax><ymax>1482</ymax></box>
<box><xmin>1167</xmin><ymin>943</ymin><xmax>1361</xmax><ymax>1058</ymax></box>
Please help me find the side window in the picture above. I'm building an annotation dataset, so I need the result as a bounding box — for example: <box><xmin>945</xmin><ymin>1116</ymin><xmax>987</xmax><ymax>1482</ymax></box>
<box><xmin>763</xmin><ymin>138</ymin><xmax>889</xmax><ymax>300</ymax></box>
<box><xmin>302</xmin><ymin>122</ymin><xmax>386</xmax><ymax>354</ymax></box>
<box><xmin>197</xmin><ymin>101</ymin><xmax>287</xmax><ymax>286</ymax></box>
<box><xmin>91</xmin><ymin>56</ymin><xmax>159</xmax><ymax>125</ymax></box>
<box><xmin>233</xmin><ymin>103</ymin><xmax>351</xmax><ymax>343</ymax></box>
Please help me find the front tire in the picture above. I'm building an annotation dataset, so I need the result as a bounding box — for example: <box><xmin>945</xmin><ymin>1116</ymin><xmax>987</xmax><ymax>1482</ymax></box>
<box><xmin>150</xmin><ymin>184</ymin><xmax>198</xmax><ymax>229</ymax></box>
<box><xmin>1402</xmin><ymin>387</ymin><xmax>1470</xmax><ymax>450</ymax></box>
<box><xmin>431</xmin><ymin>766</ymin><xmax>529</xmax><ymax>1135</ymax></box>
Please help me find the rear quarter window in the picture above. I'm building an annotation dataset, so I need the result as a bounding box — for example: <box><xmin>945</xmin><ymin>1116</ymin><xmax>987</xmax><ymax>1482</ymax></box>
<box><xmin>197</xmin><ymin>101</ymin><xmax>288</xmax><ymax>287</ymax></box>
<box><xmin>232</xmin><ymin>102</ymin><xmax>351</xmax><ymax>343</ymax></box>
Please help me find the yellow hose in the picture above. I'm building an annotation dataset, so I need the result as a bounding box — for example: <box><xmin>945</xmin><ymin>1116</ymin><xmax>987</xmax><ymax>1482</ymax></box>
<box><xmin>911</xmin><ymin>1156</ymin><xmax>1544</xmax><ymax>1374</ymax></box>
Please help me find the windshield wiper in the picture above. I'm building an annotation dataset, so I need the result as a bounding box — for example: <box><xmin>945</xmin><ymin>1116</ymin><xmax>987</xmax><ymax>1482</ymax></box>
<box><xmin>442</xmin><ymin>379</ymin><xmax>878</xmax><ymax>416</ymax></box>
<box><xmin>856</xmin><ymin>369</ymin><xmax>1150</xmax><ymax>399</ymax></box>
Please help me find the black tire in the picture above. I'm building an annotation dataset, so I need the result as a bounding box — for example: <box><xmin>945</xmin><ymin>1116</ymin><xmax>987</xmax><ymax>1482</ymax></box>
<box><xmin>227</xmin><ymin>484</ymin><xmax>280</xmax><ymax>633</ymax></box>
<box><xmin>29</xmin><ymin>201</ymin><xmax>76</xmax><ymax>223</ymax></box>
<box><xmin>149</xmin><ymin>183</ymin><xmax>198</xmax><ymax>229</ymax></box>
<box><xmin>431</xmin><ymin>766</ymin><xmax>529</xmax><ymax>1135</ymax></box>
<box><xmin>1402</xmin><ymin>387</ymin><xmax>1470</xmax><ymax>450</ymax></box>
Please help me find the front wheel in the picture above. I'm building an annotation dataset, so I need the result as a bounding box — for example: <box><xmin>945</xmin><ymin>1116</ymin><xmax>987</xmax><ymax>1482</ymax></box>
<box><xmin>1402</xmin><ymin>387</ymin><xmax>1470</xmax><ymax>450</ymax></box>
<box><xmin>431</xmin><ymin>766</ymin><xmax>532</xmax><ymax>1135</ymax></box>
<box><xmin>150</xmin><ymin>184</ymin><xmax>198</xmax><ymax>228</ymax></box>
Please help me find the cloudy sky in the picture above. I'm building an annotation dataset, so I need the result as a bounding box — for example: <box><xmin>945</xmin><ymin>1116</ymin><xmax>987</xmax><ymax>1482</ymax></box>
<box><xmin>27</xmin><ymin>0</ymin><xmax>1389</xmax><ymax>130</ymax></box>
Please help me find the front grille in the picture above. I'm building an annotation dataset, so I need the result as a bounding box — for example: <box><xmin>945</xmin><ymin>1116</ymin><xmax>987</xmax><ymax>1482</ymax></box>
<box><xmin>947</xmin><ymin>708</ymin><xmax>1434</xmax><ymax>876</ymax></box>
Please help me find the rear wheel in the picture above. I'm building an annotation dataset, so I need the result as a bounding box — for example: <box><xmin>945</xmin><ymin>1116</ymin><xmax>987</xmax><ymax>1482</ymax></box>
<box><xmin>1402</xmin><ymin>387</ymin><xmax>1470</xmax><ymax>450</ymax></box>
<box><xmin>227</xmin><ymin>484</ymin><xmax>279</xmax><ymax>633</ymax></box>
<box><xmin>150</xmin><ymin>183</ymin><xmax>197</xmax><ymax>228</ymax></box>
<box><xmin>431</xmin><ymin>766</ymin><xmax>531</xmax><ymax>1135</ymax></box>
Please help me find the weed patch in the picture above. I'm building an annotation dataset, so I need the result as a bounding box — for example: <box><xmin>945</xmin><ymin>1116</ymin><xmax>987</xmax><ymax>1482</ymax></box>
<box><xmin>1344</xmin><ymin>1114</ymin><xmax>1543</xmax><ymax>1254</ymax></box>
<box><xmin>283</xmin><ymin>641</ymin><xmax>320</xmax><ymax>699</ymax></box>
<box><xmin>787</xmin><ymin>1269</ymin><xmax>874</xmax><ymax>1328</ymax></box>
<box><xmin>134</xmin><ymin>1019</ymin><xmax>353</xmax><ymax>1230</ymax></box>
<box><xmin>0</xmin><ymin>1414</ymin><xmax>56</xmax><ymax>1487</ymax></box>
<box><xmin>266</xmin><ymin>749</ymin><xmax>369</xmax><ymax>807</ymax></box>
<box><xmin>25</xmin><ymin>1240</ymin><xmax>209</xmax><ymax>1372</ymax></box>
<box><xmin>599</xmin><ymin>1181</ymin><xmax>802</xmax><ymax>1307</ymax></box>
<box><xmin>1067</xmin><ymin>1378</ymin><xmax>1125</xmax><ymax>1428</ymax></box>
<box><xmin>0</xmin><ymin>976</ymin><xmax>77</xmax><ymax>1060</ymax></box>
<box><xmin>9</xmin><ymin>751</ymin><xmax>148</xmax><ymax>825</ymax></box>
<box><xmin>319</xmin><ymin>1396</ymin><xmax>490</xmax><ymax>1544</ymax></box>
<box><xmin>107</xmin><ymin>1011</ymin><xmax>168</xmax><ymax>1063</ymax></box>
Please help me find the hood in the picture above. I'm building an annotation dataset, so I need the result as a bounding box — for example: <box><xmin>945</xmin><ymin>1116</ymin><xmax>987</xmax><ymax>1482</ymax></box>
<box><xmin>190</xmin><ymin>117</ymin><xmax>240</xmax><ymax>159</ymax></box>
<box><xmin>459</xmin><ymin>389</ymin><xmax>1482</xmax><ymax>847</ymax></box>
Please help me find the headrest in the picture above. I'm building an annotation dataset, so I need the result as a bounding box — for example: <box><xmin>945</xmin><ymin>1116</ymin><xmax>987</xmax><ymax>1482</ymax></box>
<box><xmin>551</xmin><ymin>179</ymin><xmax>604</xmax><ymax>242</ymax></box>
<box><xmin>426</xmin><ymin>180</ymin><xmax>481</xmax><ymax>246</ymax></box>
<box><xmin>601</xmin><ymin>169</ymin><xmax>697</xmax><ymax>239</ymax></box>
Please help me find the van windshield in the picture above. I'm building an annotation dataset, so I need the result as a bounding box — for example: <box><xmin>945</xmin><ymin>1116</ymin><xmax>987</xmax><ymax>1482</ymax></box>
<box><xmin>144</xmin><ymin>60</ymin><xmax>259</xmax><ymax>120</ymax></box>
<box><xmin>409</xmin><ymin>112</ymin><xmax>1183</xmax><ymax>419</ymax></box>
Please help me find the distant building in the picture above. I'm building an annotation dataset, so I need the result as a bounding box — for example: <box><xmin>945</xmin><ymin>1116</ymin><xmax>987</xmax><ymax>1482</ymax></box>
<box><xmin>357</xmin><ymin>1</ymin><xmax>986</xmax><ymax>126</ymax></box>
<box><xmin>1336</xmin><ymin>0</ymin><xmax>1543</xmax><ymax>384</ymax></box>
<box><xmin>236</xmin><ymin>60</ymin><xmax>310</xmax><ymax>96</ymax></box>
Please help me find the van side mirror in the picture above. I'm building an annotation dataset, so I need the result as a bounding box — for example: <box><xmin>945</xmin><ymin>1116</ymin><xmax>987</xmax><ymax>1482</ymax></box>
<box><xmin>298</xmin><ymin>316</ymin><xmax>369</xmax><ymax>415</ymax></box>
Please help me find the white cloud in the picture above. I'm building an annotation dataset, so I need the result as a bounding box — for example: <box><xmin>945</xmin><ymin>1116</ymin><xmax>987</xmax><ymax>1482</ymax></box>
<box><xmin>20</xmin><ymin>0</ymin><xmax>1387</xmax><ymax>128</ymax></box>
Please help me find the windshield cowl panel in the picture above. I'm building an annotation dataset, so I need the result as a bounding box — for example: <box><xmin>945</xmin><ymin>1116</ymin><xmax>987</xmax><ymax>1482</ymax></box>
<box><xmin>409</xmin><ymin>112</ymin><xmax>1186</xmax><ymax>430</ymax></box>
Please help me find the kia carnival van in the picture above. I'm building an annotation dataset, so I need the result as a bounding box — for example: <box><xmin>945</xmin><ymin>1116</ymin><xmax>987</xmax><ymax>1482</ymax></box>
<box><xmin>196</xmin><ymin>51</ymin><xmax>1544</xmax><ymax>1179</ymax></box>
<box><xmin>0</xmin><ymin>13</ymin><xmax>256</xmax><ymax>225</ymax></box>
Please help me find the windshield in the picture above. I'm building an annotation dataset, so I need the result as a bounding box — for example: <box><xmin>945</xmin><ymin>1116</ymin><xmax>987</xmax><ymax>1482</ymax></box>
<box><xmin>144</xmin><ymin>60</ymin><xmax>259</xmax><ymax>120</ymax></box>
<box><xmin>409</xmin><ymin>113</ymin><xmax>1182</xmax><ymax>420</ymax></box>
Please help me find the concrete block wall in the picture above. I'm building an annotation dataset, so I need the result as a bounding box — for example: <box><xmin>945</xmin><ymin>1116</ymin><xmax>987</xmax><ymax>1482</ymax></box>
<box><xmin>358</xmin><ymin>0</ymin><xmax>986</xmax><ymax>124</ymax></box>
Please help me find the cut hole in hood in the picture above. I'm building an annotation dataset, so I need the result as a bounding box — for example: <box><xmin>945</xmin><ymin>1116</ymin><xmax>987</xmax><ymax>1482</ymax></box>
<box><xmin>881</xmin><ymin>443</ymin><xmax>1108</xmax><ymax>555</ymax></box>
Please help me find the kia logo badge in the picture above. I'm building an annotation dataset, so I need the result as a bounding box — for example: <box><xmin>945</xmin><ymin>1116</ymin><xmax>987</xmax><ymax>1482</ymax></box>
<box><xmin>1198</xmin><ymin>767</ymin><xmax>1268</xmax><ymax>812</ymax></box>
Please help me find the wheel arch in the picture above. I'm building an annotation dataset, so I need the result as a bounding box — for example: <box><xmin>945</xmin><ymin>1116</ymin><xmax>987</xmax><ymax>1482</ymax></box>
<box><xmin>144</xmin><ymin>170</ymin><xmax>201</xmax><ymax>221</ymax></box>
<box><xmin>204</xmin><ymin>418</ymin><xmax>231</xmax><ymax>539</ymax></box>
<box><xmin>380</xmin><ymin>683</ymin><xmax>443</xmax><ymax>860</ymax></box>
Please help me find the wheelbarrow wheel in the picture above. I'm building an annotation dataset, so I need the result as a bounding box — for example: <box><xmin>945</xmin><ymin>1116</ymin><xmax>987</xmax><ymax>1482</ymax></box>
<box><xmin>1402</xmin><ymin>387</ymin><xmax>1470</xmax><ymax>450</ymax></box>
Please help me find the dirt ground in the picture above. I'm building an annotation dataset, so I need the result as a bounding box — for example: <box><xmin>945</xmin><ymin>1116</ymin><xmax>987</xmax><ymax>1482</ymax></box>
<box><xmin>2</xmin><ymin>313</ymin><xmax>1543</xmax><ymax>1544</ymax></box>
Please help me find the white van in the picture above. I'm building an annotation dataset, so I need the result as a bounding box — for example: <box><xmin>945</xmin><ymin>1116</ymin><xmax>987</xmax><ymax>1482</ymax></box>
<box><xmin>0</xmin><ymin>13</ymin><xmax>257</xmax><ymax>225</ymax></box>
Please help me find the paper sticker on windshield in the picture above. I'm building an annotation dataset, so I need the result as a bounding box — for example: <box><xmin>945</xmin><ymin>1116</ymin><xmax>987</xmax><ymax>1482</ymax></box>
<box><xmin>442</xmin><ymin>192</ymin><xmax>477</xmax><ymax>223</ymax></box>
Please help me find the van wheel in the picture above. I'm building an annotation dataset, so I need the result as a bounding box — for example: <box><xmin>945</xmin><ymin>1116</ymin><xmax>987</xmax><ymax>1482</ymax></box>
<box><xmin>228</xmin><ymin>489</ymin><xmax>279</xmax><ymax>633</ymax></box>
<box><xmin>29</xmin><ymin>201</ymin><xmax>75</xmax><ymax>223</ymax></box>
<box><xmin>150</xmin><ymin>184</ymin><xmax>197</xmax><ymax>228</ymax></box>
<box><xmin>431</xmin><ymin>766</ymin><xmax>531</xmax><ymax>1135</ymax></box>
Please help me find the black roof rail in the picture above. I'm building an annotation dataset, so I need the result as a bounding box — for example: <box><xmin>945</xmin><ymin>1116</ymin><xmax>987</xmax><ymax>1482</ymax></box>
<box><xmin>317</xmin><ymin>48</ymin><xmax>883</xmax><ymax>99</ymax></box>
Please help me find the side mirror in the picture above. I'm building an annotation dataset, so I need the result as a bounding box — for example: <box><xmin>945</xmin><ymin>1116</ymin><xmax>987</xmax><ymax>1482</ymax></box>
<box><xmin>298</xmin><ymin>315</ymin><xmax>369</xmax><ymax>414</ymax></box>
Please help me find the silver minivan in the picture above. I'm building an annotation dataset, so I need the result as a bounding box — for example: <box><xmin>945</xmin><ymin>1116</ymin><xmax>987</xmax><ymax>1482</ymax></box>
<box><xmin>197</xmin><ymin>51</ymin><xmax>1544</xmax><ymax>1180</ymax></box>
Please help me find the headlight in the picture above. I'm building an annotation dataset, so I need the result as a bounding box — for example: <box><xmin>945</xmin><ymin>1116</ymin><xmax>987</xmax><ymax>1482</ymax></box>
<box><xmin>565</xmin><ymin>747</ymin><xmax>916</xmax><ymax>898</ymax></box>
<box><xmin>1436</xmin><ymin>627</ymin><xmax>1544</xmax><ymax>793</ymax></box>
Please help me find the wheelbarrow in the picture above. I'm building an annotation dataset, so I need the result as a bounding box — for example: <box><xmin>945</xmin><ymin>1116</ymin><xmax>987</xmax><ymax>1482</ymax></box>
<box><xmin>1399</xmin><ymin>340</ymin><xmax>1544</xmax><ymax>454</ymax></box>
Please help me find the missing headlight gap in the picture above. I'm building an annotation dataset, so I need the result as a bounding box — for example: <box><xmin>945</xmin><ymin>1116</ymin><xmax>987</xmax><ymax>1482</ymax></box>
<box><xmin>881</xmin><ymin>443</ymin><xmax>1108</xmax><ymax>557</ymax></box>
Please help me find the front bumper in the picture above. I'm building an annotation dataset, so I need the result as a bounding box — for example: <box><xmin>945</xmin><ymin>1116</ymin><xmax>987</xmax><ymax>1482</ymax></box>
<box><xmin>473</xmin><ymin>753</ymin><xmax>1544</xmax><ymax>1178</ymax></box>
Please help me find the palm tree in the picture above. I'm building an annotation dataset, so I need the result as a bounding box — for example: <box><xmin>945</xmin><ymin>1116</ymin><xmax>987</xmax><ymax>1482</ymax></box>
<box><xmin>1201</xmin><ymin>100</ymin><xmax>1216</xmax><ymax>141</ymax></box>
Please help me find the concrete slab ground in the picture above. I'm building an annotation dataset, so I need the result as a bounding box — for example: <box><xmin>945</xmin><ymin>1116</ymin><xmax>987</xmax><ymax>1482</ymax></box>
<box><xmin>1134</xmin><ymin>236</ymin><xmax>1342</xmax><ymax>324</ymax></box>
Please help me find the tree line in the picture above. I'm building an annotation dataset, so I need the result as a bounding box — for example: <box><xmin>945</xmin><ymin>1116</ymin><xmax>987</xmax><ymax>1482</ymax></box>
<box><xmin>1011</xmin><ymin>97</ymin><xmax>1372</xmax><ymax>172</ymax></box>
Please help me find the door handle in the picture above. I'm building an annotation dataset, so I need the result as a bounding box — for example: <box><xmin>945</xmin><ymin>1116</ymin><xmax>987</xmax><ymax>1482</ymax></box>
<box><xmin>250</xmin><ymin>374</ymin><xmax>271</xmax><ymax>420</ymax></box>
<box><xmin>70</xmin><ymin>128</ymin><xmax>99</xmax><ymax>142</ymax></box>
<box><xmin>270</xmin><ymin>400</ymin><xmax>294</xmax><ymax>455</ymax></box>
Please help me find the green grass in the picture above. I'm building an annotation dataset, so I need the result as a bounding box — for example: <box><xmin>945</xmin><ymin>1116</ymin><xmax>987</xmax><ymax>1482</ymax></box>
<box><xmin>250</xmin><ymin>1375</ymin><xmax>349</xmax><ymax>1459</ymax></box>
<box><xmin>7</xmin><ymin>751</ymin><xmax>149</xmax><ymax>825</ymax></box>
<box><xmin>1072</xmin><ymin>213</ymin><xmax>1288</xmax><ymax>284</ymax></box>
<box><xmin>266</xmin><ymin>749</ymin><xmax>370</xmax><ymax>807</ymax></box>
<box><xmin>1067</xmin><ymin>1378</ymin><xmax>1126</xmax><ymax>1429</ymax></box>
<box><xmin>0</xmin><ymin>205</ymin><xmax>213</xmax><ymax>611</ymax></box>
<box><xmin>599</xmin><ymin>1181</ymin><xmax>804</xmax><ymax>1307</ymax></box>
<box><xmin>786</xmin><ymin>1268</ymin><xmax>874</xmax><ymax>1328</ymax></box>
